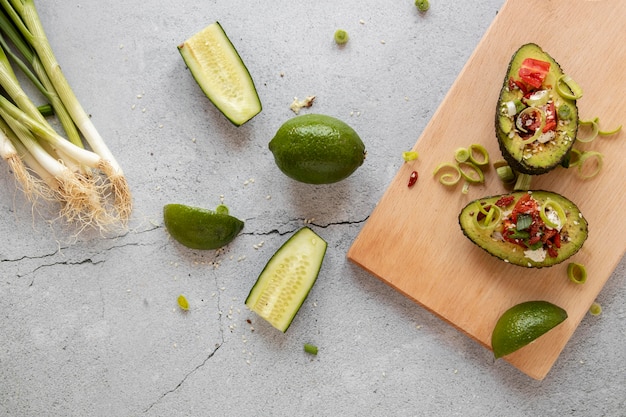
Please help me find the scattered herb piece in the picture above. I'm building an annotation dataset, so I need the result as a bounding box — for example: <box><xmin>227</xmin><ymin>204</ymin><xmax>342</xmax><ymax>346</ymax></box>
<box><xmin>304</xmin><ymin>343</ymin><xmax>319</xmax><ymax>355</ymax></box>
<box><xmin>334</xmin><ymin>29</ymin><xmax>349</xmax><ymax>45</ymax></box>
<box><xmin>402</xmin><ymin>150</ymin><xmax>419</xmax><ymax>162</ymax></box>
<box><xmin>589</xmin><ymin>302</ymin><xmax>602</xmax><ymax>316</ymax></box>
<box><xmin>177</xmin><ymin>294</ymin><xmax>189</xmax><ymax>311</ymax></box>
<box><xmin>415</xmin><ymin>0</ymin><xmax>430</xmax><ymax>12</ymax></box>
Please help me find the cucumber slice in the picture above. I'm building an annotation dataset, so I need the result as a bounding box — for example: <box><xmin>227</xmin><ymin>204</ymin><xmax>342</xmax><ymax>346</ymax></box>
<box><xmin>178</xmin><ymin>22</ymin><xmax>262</xmax><ymax>126</ymax></box>
<box><xmin>245</xmin><ymin>227</ymin><xmax>327</xmax><ymax>332</ymax></box>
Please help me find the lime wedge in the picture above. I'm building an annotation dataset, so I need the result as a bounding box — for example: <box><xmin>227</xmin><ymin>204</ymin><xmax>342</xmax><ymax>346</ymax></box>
<box><xmin>491</xmin><ymin>300</ymin><xmax>567</xmax><ymax>359</ymax></box>
<box><xmin>163</xmin><ymin>203</ymin><xmax>244</xmax><ymax>250</ymax></box>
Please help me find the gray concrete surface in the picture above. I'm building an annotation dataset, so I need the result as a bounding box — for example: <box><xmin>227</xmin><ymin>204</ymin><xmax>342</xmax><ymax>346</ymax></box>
<box><xmin>1</xmin><ymin>1</ymin><xmax>624</xmax><ymax>416</ymax></box>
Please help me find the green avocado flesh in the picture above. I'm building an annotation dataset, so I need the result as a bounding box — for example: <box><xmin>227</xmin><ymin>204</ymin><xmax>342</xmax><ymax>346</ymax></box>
<box><xmin>459</xmin><ymin>191</ymin><xmax>588</xmax><ymax>268</ymax></box>
<box><xmin>496</xmin><ymin>43</ymin><xmax>578</xmax><ymax>175</ymax></box>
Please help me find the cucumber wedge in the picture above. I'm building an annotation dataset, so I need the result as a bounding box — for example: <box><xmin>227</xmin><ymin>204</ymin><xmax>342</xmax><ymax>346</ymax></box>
<box><xmin>178</xmin><ymin>22</ymin><xmax>262</xmax><ymax>126</ymax></box>
<box><xmin>459</xmin><ymin>191</ymin><xmax>588</xmax><ymax>268</ymax></box>
<box><xmin>245</xmin><ymin>227</ymin><xmax>327</xmax><ymax>332</ymax></box>
<box><xmin>496</xmin><ymin>44</ymin><xmax>579</xmax><ymax>175</ymax></box>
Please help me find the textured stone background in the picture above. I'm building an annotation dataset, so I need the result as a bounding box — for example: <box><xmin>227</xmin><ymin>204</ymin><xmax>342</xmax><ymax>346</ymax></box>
<box><xmin>1</xmin><ymin>1</ymin><xmax>624</xmax><ymax>416</ymax></box>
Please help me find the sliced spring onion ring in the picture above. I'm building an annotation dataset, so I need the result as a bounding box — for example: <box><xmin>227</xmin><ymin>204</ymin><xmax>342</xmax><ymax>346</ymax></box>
<box><xmin>458</xmin><ymin>161</ymin><xmax>484</xmax><ymax>184</ymax></box>
<box><xmin>461</xmin><ymin>181</ymin><xmax>470</xmax><ymax>194</ymax></box>
<box><xmin>539</xmin><ymin>198</ymin><xmax>566</xmax><ymax>230</ymax></box>
<box><xmin>454</xmin><ymin>147</ymin><xmax>470</xmax><ymax>163</ymax></box>
<box><xmin>567</xmin><ymin>263</ymin><xmax>587</xmax><ymax>284</ymax></box>
<box><xmin>473</xmin><ymin>203</ymin><xmax>500</xmax><ymax>229</ymax></box>
<box><xmin>402</xmin><ymin>150</ymin><xmax>419</xmax><ymax>162</ymax></box>
<box><xmin>566</xmin><ymin>148</ymin><xmax>583</xmax><ymax>167</ymax></box>
<box><xmin>517</xmin><ymin>107</ymin><xmax>546</xmax><ymax>145</ymax></box>
<box><xmin>577</xmin><ymin>118</ymin><xmax>599</xmax><ymax>143</ymax></box>
<box><xmin>589</xmin><ymin>302</ymin><xmax>602</xmax><ymax>316</ymax></box>
<box><xmin>598</xmin><ymin>124</ymin><xmax>622</xmax><ymax>136</ymax></box>
<box><xmin>468</xmin><ymin>144</ymin><xmax>489</xmax><ymax>167</ymax></box>
<box><xmin>556</xmin><ymin>74</ymin><xmax>583</xmax><ymax>100</ymax></box>
<box><xmin>524</xmin><ymin>89</ymin><xmax>549</xmax><ymax>107</ymax></box>
<box><xmin>577</xmin><ymin>151</ymin><xmax>604</xmax><ymax>179</ymax></box>
<box><xmin>433</xmin><ymin>162</ymin><xmax>461</xmax><ymax>186</ymax></box>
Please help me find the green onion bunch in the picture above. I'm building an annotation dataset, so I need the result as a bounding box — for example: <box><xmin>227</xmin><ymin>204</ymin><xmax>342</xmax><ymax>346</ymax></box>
<box><xmin>0</xmin><ymin>0</ymin><xmax>131</xmax><ymax>232</ymax></box>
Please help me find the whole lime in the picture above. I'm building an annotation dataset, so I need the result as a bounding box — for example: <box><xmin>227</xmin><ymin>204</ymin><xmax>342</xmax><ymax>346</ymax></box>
<box><xmin>491</xmin><ymin>300</ymin><xmax>568</xmax><ymax>359</ymax></box>
<box><xmin>269</xmin><ymin>114</ymin><xmax>366</xmax><ymax>184</ymax></box>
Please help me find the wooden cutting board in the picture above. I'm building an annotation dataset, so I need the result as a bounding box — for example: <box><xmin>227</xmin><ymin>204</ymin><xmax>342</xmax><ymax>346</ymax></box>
<box><xmin>347</xmin><ymin>0</ymin><xmax>626</xmax><ymax>380</ymax></box>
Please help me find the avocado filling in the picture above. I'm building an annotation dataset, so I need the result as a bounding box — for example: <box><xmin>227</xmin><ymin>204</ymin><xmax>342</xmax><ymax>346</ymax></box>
<box><xmin>485</xmin><ymin>193</ymin><xmax>566</xmax><ymax>262</ymax></box>
<box><xmin>496</xmin><ymin>44</ymin><xmax>579</xmax><ymax>175</ymax></box>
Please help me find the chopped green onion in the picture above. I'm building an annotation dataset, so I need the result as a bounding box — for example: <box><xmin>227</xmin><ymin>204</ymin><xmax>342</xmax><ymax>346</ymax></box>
<box><xmin>566</xmin><ymin>148</ymin><xmax>583</xmax><ymax>167</ymax></box>
<box><xmin>496</xmin><ymin>165</ymin><xmax>516</xmax><ymax>184</ymax></box>
<box><xmin>415</xmin><ymin>0</ymin><xmax>430</xmax><ymax>12</ymax></box>
<box><xmin>0</xmin><ymin>0</ymin><xmax>132</xmax><ymax>231</ymax></box>
<box><xmin>557</xmin><ymin>104</ymin><xmax>572</xmax><ymax>120</ymax></box>
<box><xmin>556</xmin><ymin>74</ymin><xmax>583</xmax><ymax>100</ymax></box>
<box><xmin>576</xmin><ymin>151</ymin><xmax>603</xmax><ymax>179</ymax></box>
<box><xmin>524</xmin><ymin>89</ymin><xmax>549</xmax><ymax>107</ymax></box>
<box><xmin>517</xmin><ymin>107</ymin><xmax>546</xmax><ymax>145</ymax></box>
<box><xmin>177</xmin><ymin>294</ymin><xmax>189</xmax><ymax>311</ymax></box>
<box><xmin>539</xmin><ymin>199</ymin><xmax>566</xmax><ymax>229</ymax></box>
<box><xmin>457</xmin><ymin>161</ymin><xmax>484</xmax><ymax>184</ymax></box>
<box><xmin>454</xmin><ymin>147</ymin><xmax>470</xmax><ymax>163</ymax></box>
<box><xmin>37</xmin><ymin>103</ymin><xmax>53</xmax><ymax>117</ymax></box>
<box><xmin>334</xmin><ymin>29</ymin><xmax>349</xmax><ymax>45</ymax></box>
<box><xmin>598</xmin><ymin>124</ymin><xmax>622</xmax><ymax>136</ymax></box>
<box><xmin>402</xmin><ymin>150</ymin><xmax>419</xmax><ymax>162</ymax></box>
<box><xmin>516</xmin><ymin>213</ymin><xmax>532</xmax><ymax>231</ymax></box>
<box><xmin>567</xmin><ymin>263</ymin><xmax>587</xmax><ymax>284</ymax></box>
<box><xmin>577</xmin><ymin>118</ymin><xmax>599</xmax><ymax>143</ymax></box>
<box><xmin>433</xmin><ymin>162</ymin><xmax>461</xmax><ymax>186</ymax></box>
<box><xmin>589</xmin><ymin>302</ymin><xmax>602</xmax><ymax>316</ymax></box>
<box><xmin>215</xmin><ymin>204</ymin><xmax>229</xmax><ymax>215</ymax></box>
<box><xmin>468</xmin><ymin>143</ymin><xmax>489</xmax><ymax>167</ymax></box>
<box><xmin>501</xmin><ymin>99</ymin><xmax>525</xmax><ymax>117</ymax></box>
<box><xmin>473</xmin><ymin>203</ymin><xmax>500</xmax><ymax>229</ymax></box>
<box><xmin>513</xmin><ymin>173</ymin><xmax>532</xmax><ymax>191</ymax></box>
<box><xmin>304</xmin><ymin>343</ymin><xmax>318</xmax><ymax>355</ymax></box>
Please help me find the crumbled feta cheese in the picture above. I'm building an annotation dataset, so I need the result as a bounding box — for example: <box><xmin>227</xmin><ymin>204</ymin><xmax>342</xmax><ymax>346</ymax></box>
<box><xmin>290</xmin><ymin>96</ymin><xmax>316</xmax><ymax>114</ymax></box>
<box><xmin>524</xmin><ymin>248</ymin><xmax>547</xmax><ymax>263</ymax></box>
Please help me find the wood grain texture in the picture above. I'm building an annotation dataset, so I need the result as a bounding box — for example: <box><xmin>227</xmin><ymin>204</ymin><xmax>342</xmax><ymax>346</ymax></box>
<box><xmin>347</xmin><ymin>0</ymin><xmax>626</xmax><ymax>380</ymax></box>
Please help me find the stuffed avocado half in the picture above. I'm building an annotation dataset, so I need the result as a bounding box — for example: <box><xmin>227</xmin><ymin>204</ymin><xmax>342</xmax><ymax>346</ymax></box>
<box><xmin>459</xmin><ymin>191</ymin><xmax>588</xmax><ymax>268</ymax></box>
<box><xmin>496</xmin><ymin>43</ymin><xmax>579</xmax><ymax>175</ymax></box>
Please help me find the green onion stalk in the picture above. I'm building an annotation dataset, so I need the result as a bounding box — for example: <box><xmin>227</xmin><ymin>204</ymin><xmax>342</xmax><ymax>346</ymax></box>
<box><xmin>0</xmin><ymin>0</ymin><xmax>131</xmax><ymax>231</ymax></box>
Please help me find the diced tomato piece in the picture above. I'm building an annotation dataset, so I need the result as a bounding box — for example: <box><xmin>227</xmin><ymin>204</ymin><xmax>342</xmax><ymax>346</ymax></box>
<box><xmin>495</xmin><ymin>196</ymin><xmax>515</xmax><ymax>207</ymax></box>
<box><xmin>518</xmin><ymin>58</ymin><xmax>551</xmax><ymax>89</ymax></box>
<box><xmin>542</xmin><ymin>101</ymin><xmax>556</xmax><ymax>133</ymax></box>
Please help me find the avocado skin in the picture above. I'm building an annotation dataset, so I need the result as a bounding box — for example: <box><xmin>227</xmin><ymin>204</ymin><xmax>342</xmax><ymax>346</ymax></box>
<box><xmin>495</xmin><ymin>43</ymin><xmax>578</xmax><ymax>175</ymax></box>
<box><xmin>458</xmin><ymin>190</ymin><xmax>588</xmax><ymax>268</ymax></box>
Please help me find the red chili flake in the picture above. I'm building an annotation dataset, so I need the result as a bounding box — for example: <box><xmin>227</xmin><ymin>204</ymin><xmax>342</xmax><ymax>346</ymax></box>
<box><xmin>407</xmin><ymin>170</ymin><xmax>418</xmax><ymax>187</ymax></box>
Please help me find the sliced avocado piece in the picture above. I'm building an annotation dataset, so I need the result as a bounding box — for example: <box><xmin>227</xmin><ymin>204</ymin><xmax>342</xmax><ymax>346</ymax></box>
<box><xmin>495</xmin><ymin>44</ymin><xmax>579</xmax><ymax>175</ymax></box>
<box><xmin>459</xmin><ymin>190</ymin><xmax>588</xmax><ymax>268</ymax></box>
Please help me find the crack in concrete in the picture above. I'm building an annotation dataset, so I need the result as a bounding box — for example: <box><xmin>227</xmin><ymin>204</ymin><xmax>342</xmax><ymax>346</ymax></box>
<box><xmin>240</xmin><ymin>215</ymin><xmax>370</xmax><ymax>238</ymax></box>
<box><xmin>142</xmin><ymin>265</ymin><xmax>226</xmax><ymax>415</ymax></box>
<box><xmin>142</xmin><ymin>342</ymin><xmax>223</xmax><ymax>414</ymax></box>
